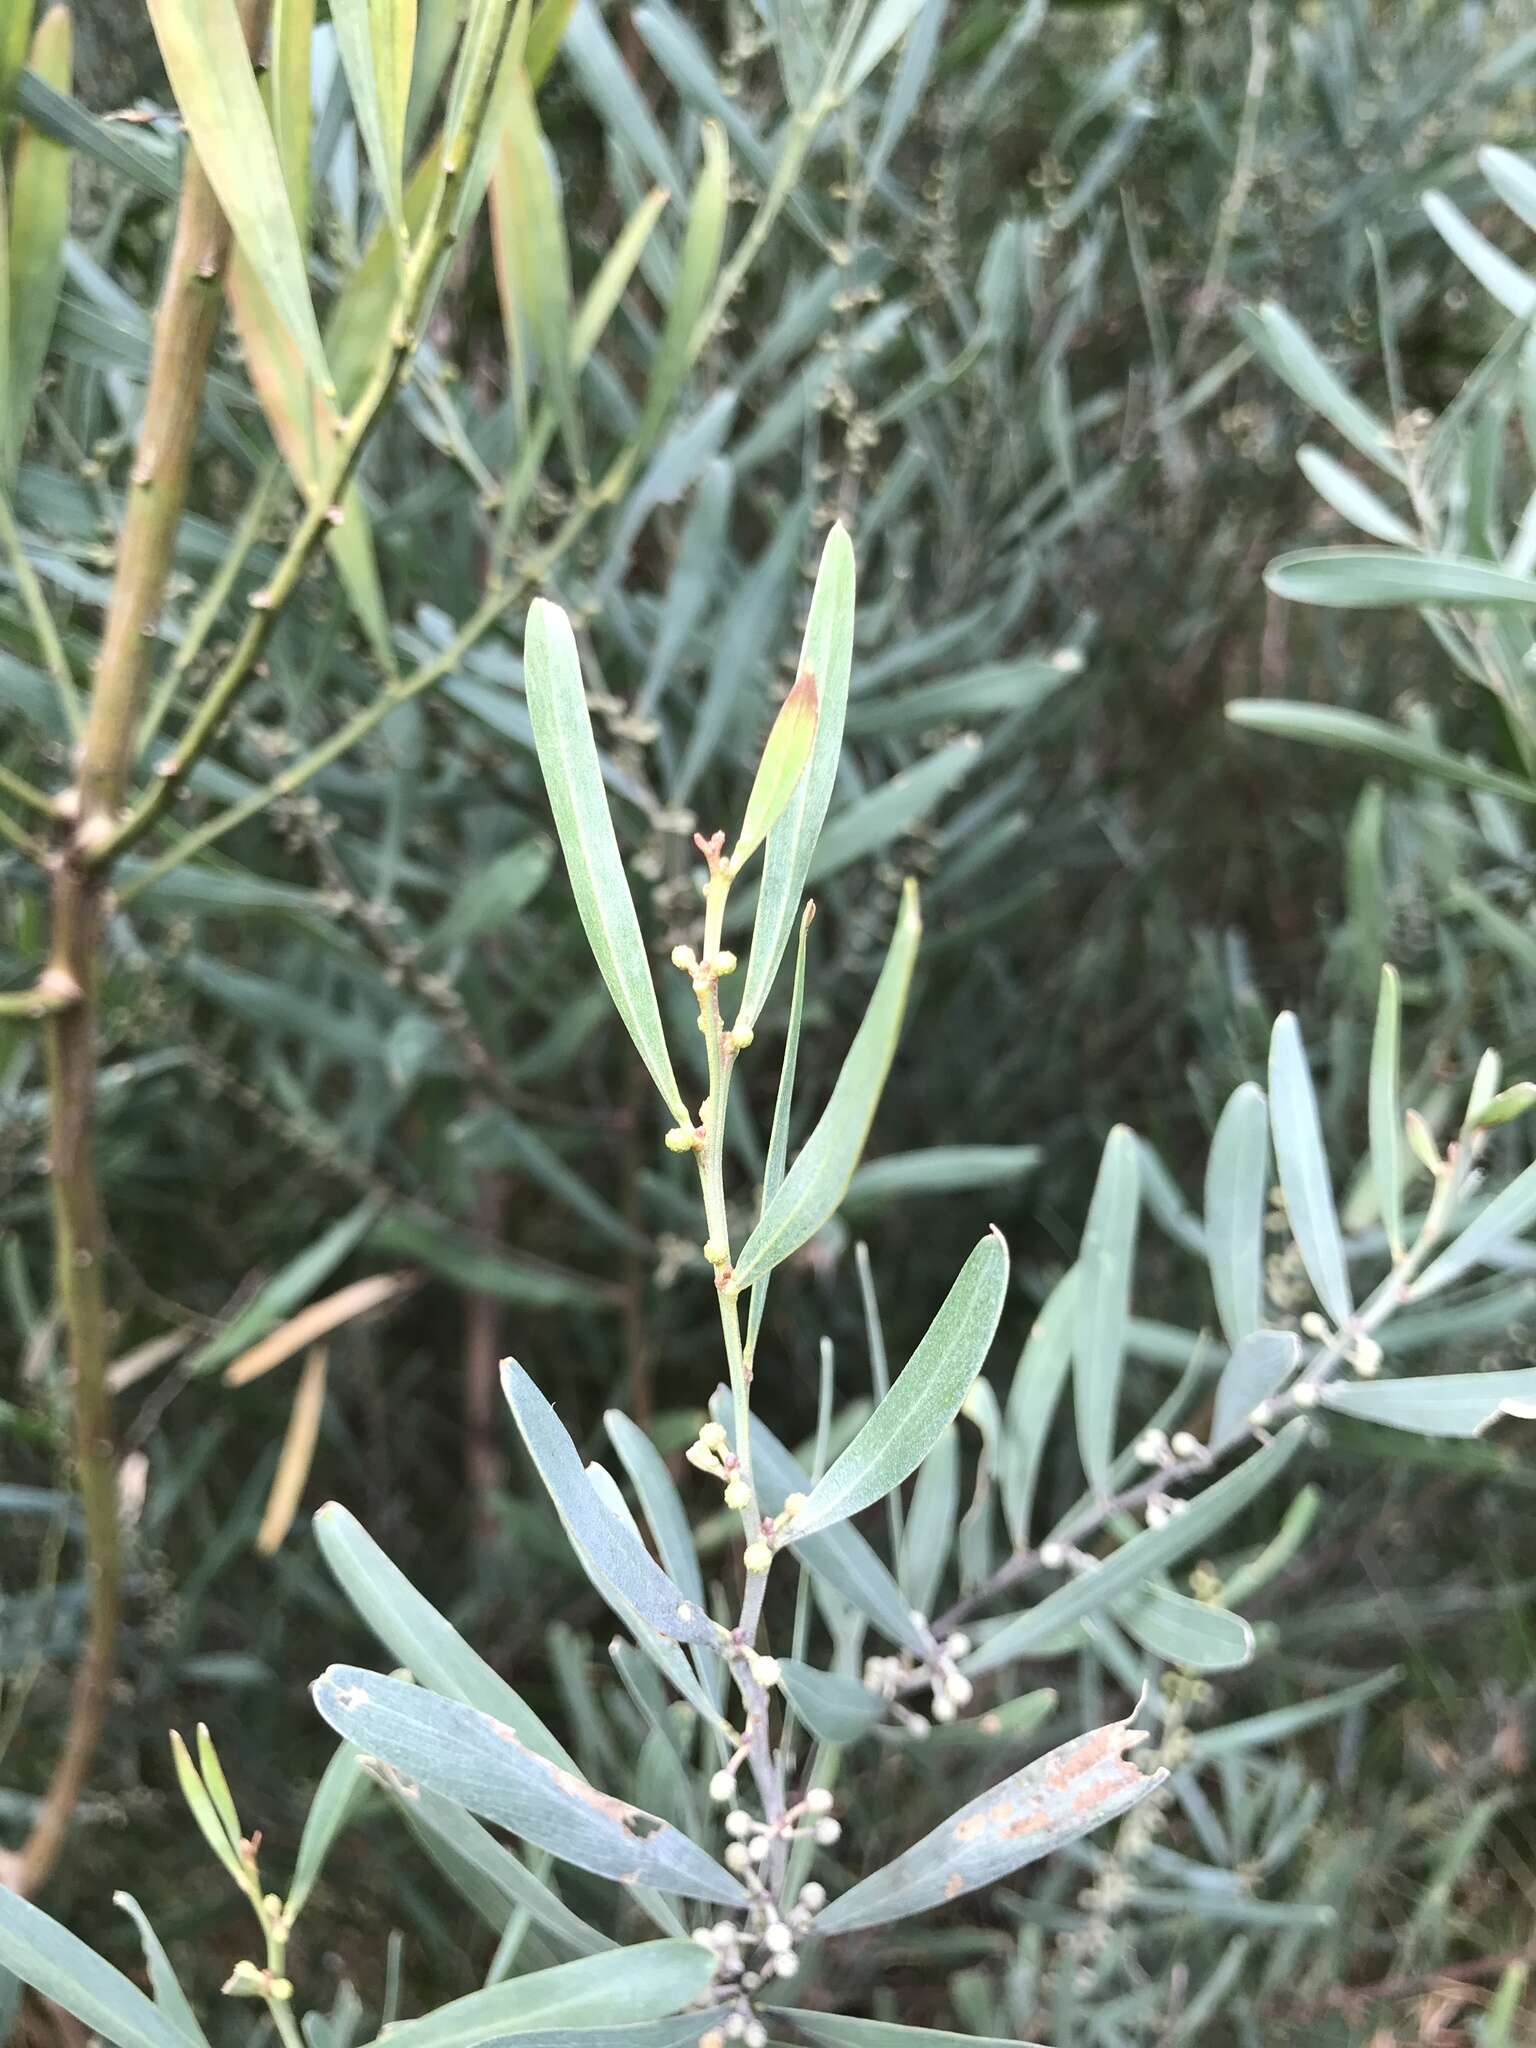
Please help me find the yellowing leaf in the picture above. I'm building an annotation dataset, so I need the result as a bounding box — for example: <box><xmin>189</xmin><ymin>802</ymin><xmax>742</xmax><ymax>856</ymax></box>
<box><xmin>255</xmin><ymin>1345</ymin><xmax>328</xmax><ymax>1554</ymax></box>
<box><xmin>732</xmin><ymin>666</ymin><xmax>820</xmax><ymax>870</ymax></box>
<box><xmin>6</xmin><ymin>4</ymin><xmax>70</xmax><ymax>473</ymax></box>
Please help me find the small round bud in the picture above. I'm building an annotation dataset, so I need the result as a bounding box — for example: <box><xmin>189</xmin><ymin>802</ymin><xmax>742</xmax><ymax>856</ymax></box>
<box><xmin>773</xmin><ymin>1953</ymin><xmax>799</xmax><ymax>1979</ymax></box>
<box><xmin>726</xmin><ymin>1808</ymin><xmax>753</xmax><ymax>1838</ymax></box>
<box><xmin>693</xmin><ymin>1928</ymin><xmax>716</xmax><ymax>1949</ymax></box>
<box><xmin>725</xmin><ymin>2018</ymin><xmax>747</xmax><ymax>2042</ymax></box>
<box><xmin>703</xmin><ymin>1238</ymin><xmax>729</xmax><ymax>1266</ymax></box>
<box><xmin>814</xmin><ymin>1817</ymin><xmax>842</xmax><ymax>1845</ymax></box>
<box><xmin>753</xmin><ymin>1656</ymin><xmax>781</xmax><ymax>1689</ymax></box>
<box><xmin>664</xmin><ymin>1125</ymin><xmax>700</xmax><ymax>1153</ymax></box>
<box><xmin>1248</xmin><ymin>1399</ymin><xmax>1274</xmax><ymax>1427</ymax></box>
<box><xmin>700</xmin><ymin>2031</ymin><xmax>726</xmax><ymax>2048</ymax></box>
<box><xmin>671</xmin><ymin>944</ymin><xmax>697</xmax><ymax>971</ymax></box>
<box><xmin>727</xmin><ymin>1026</ymin><xmax>754</xmax><ymax>1050</ymax></box>
<box><xmin>699</xmin><ymin>1422</ymin><xmax>728</xmax><ymax>1451</ymax></box>
<box><xmin>710</xmin><ymin>1769</ymin><xmax>737</xmax><ymax>1803</ymax></box>
<box><xmin>1040</xmin><ymin>1541</ymin><xmax>1065</xmax><ymax>1570</ymax></box>
<box><xmin>713</xmin><ymin>950</ymin><xmax>738</xmax><ymax>975</ymax></box>
<box><xmin>805</xmin><ymin>1787</ymin><xmax>834</xmax><ymax>1816</ymax></box>
<box><xmin>724</xmin><ymin>1478</ymin><xmax>752</xmax><ymax>1511</ymax></box>
<box><xmin>748</xmin><ymin>1834</ymin><xmax>770</xmax><ymax>1862</ymax></box>
<box><xmin>947</xmin><ymin>1631</ymin><xmax>971</xmax><ymax>1658</ymax></box>
<box><xmin>931</xmin><ymin>1693</ymin><xmax>958</xmax><ymax>1724</ymax></box>
<box><xmin>1170</xmin><ymin>1430</ymin><xmax>1203</xmax><ymax>1459</ymax></box>
<box><xmin>725</xmin><ymin>1841</ymin><xmax>750</xmax><ymax>1873</ymax></box>
<box><xmin>711</xmin><ymin>1920</ymin><xmax>737</xmax><ymax>1950</ymax></box>
<box><xmin>1292</xmin><ymin>1382</ymin><xmax>1321</xmax><ymax>1410</ymax></box>
<box><xmin>780</xmin><ymin>1491</ymin><xmax>807</xmax><ymax>1521</ymax></box>
<box><xmin>764</xmin><ymin>1920</ymin><xmax>793</xmax><ymax>1952</ymax></box>
<box><xmin>743</xmin><ymin>1542</ymin><xmax>773</xmax><ymax>1574</ymax></box>
<box><xmin>799</xmin><ymin>1882</ymin><xmax>826</xmax><ymax>1910</ymax></box>
<box><xmin>746</xmin><ymin>2023</ymin><xmax>767</xmax><ymax>2048</ymax></box>
<box><xmin>944</xmin><ymin>1671</ymin><xmax>973</xmax><ymax>1707</ymax></box>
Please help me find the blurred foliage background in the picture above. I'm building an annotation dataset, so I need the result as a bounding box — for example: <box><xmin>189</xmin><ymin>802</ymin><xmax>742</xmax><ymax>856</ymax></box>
<box><xmin>5</xmin><ymin>0</ymin><xmax>1536</xmax><ymax>2042</ymax></box>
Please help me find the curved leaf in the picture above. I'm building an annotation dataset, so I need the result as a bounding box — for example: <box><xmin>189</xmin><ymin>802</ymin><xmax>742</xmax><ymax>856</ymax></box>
<box><xmin>1204</xmin><ymin>1083</ymin><xmax>1269</xmax><ymax>1349</ymax></box>
<box><xmin>312</xmin><ymin>1666</ymin><xmax>747</xmax><ymax>1906</ymax></box>
<box><xmin>1074</xmin><ymin>1125</ymin><xmax>1140</xmax><ymax>1491</ymax></box>
<box><xmin>1269</xmin><ymin>1012</ymin><xmax>1352</xmax><ymax>1327</ymax></box>
<box><xmin>793</xmin><ymin>1230</ymin><xmax>1009</xmax><ymax>1538</ymax></box>
<box><xmin>372</xmin><ymin>1941</ymin><xmax>712</xmax><ymax>2048</ymax></box>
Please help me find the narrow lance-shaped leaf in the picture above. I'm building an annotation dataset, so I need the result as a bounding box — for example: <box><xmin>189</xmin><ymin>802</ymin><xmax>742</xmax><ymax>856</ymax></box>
<box><xmin>523</xmin><ymin>600</ymin><xmax>687</xmax><ymax>1122</ymax></box>
<box><xmin>312</xmin><ymin>1665</ymin><xmax>747</xmax><ymax>1906</ymax></box>
<box><xmin>966</xmin><ymin>1422</ymin><xmax>1305</xmax><ymax>1676</ymax></box>
<box><xmin>744</xmin><ymin>902</ymin><xmax>814</xmax><ymax>1367</ymax></box>
<box><xmin>1227</xmin><ymin>699</ymin><xmax>1536</xmax><ymax>804</ymax></box>
<box><xmin>1411</xmin><ymin>1153</ymin><xmax>1536</xmax><ymax>1298</ymax></box>
<box><xmin>371</xmin><ymin>1940</ymin><xmax>713</xmax><ymax>2048</ymax></box>
<box><xmin>637</xmin><ymin>117</ymin><xmax>728</xmax><ymax>449</ymax></box>
<box><xmin>1369</xmin><ymin>964</ymin><xmax>1405</xmax><ymax>1260</ymax></box>
<box><xmin>797</xmin><ymin>2018</ymin><xmax>1046</xmax><ymax>2048</ymax></box>
<box><xmin>1073</xmin><ymin>1125</ymin><xmax>1140</xmax><ymax>1492</ymax></box>
<box><xmin>1000</xmin><ymin>1265</ymin><xmax>1079</xmax><ymax>1546</ymax></box>
<box><xmin>816</xmin><ymin>1717</ymin><xmax>1163</xmax><ymax>1936</ymax></box>
<box><xmin>111</xmin><ymin>1896</ymin><xmax>208</xmax><ymax>2048</ymax></box>
<box><xmin>312</xmin><ymin>1501</ymin><xmax>577</xmax><ymax>1770</ymax></box>
<box><xmin>0</xmin><ymin>1888</ymin><xmax>190</xmax><ymax>2048</ymax></box>
<box><xmin>737</xmin><ymin>523</ymin><xmax>855</xmax><ymax>1032</ymax></box>
<box><xmin>285</xmin><ymin>1742</ymin><xmax>369</xmax><ymax>1921</ymax></box>
<box><xmin>495</xmin><ymin>73</ymin><xmax>583</xmax><ymax>474</ymax></box>
<box><xmin>1269</xmin><ymin>1013</ymin><xmax>1352</xmax><ymax>1326</ymax></box>
<box><xmin>270</xmin><ymin>0</ymin><xmax>315</xmax><ymax>238</ymax></box>
<box><xmin>1204</xmin><ymin>1084</ymin><xmax>1268</xmax><ymax>1348</ymax></box>
<box><xmin>1117</xmin><ymin>1584</ymin><xmax>1254</xmax><ymax>1672</ymax></box>
<box><xmin>1211</xmin><ymin>1330</ymin><xmax>1300</xmax><ymax>1444</ymax></box>
<box><xmin>1266</xmin><ymin>547</ymin><xmax>1536</xmax><ymax>611</ymax></box>
<box><xmin>332</xmin><ymin>0</ymin><xmax>416</xmax><ymax>233</ymax></box>
<box><xmin>1320</xmin><ymin>1368</ymin><xmax>1536</xmax><ymax>1437</ymax></box>
<box><xmin>776</xmin><ymin>1659</ymin><xmax>887</xmax><ymax>1745</ymax></box>
<box><xmin>1234</xmin><ymin>302</ymin><xmax>1404</xmax><ymax>480</ymax></box>
<box><xmin>731</xmin><ymin>667</ymin><xmax>820</xmax><ymax>871</ymax></box>
<box><xmin>501</xmin><ymin>1359</ymin><xmax>720</xmax><ymax>1648</ymax></box>
<box><xmin>791</xmin><ymin>1230</ymin><xmax>1010</xmax><ymax>1538</ymax></box>
<box><xmin>145</xmin><ymin>0</ymin><xmax>329</xmax><ymax>386</ymax></box>
<box><xmin>728</xmin><ymin>879</ymin><xmax>920</xmax><ymax>1294</ymax></box>
<box><xmin>6</xmin><ymin>5</ymin><xmax>69</xmax><ymax>473</ymax></box>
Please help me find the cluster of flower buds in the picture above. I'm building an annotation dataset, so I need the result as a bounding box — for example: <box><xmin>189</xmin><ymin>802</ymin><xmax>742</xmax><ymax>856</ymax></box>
<box><xmin>1133</xmin><ymin>1427</ymin><xmax>1210</xmax><ymax>1471</ymax></box>
<box><xmin>862</xmin><ymin>1627</ymin><xmax>973</xmax><ymax>1728</ymax></box>
<box><xmin>712</xmin><ymin>1784</ymin><xmax>841</xmax><ymax>1882</ymax></box>
<box><xmin>693</xmin><ymin>1881</ymin><xmax>830</xmax><ymax>2046</ymax></box>
<box><xmin>686</xmin><ymin>1421</ymin><xmax>755</xmax><ymax>1514</ymax></box>
<box><xmin>221</xmin><ymin>1960</ymin><xmax>292</xmax><ymax>2002</ymax></box>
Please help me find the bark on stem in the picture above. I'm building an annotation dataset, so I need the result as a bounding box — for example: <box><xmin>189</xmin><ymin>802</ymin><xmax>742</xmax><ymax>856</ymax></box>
<box><xmin>14</xmin><ymin>0</ymin><xmax>270</xmax><ymax>1899</ymax></box>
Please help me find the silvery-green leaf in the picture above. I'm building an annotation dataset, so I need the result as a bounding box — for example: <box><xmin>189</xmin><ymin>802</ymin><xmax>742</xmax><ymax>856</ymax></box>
<box><xmin>1320</xmin><ymin>1369</ymin><xmax>1536</xmax><ymax>1437</ymax></box>
<box><xmin>816</xmin><ymin>1717</ymin><xmax>1162</xmax><ymax>1936</ymax></box>
<box><xmin>1074</xmin><ymin>1126</ymin><xmax>1140</xmax><ymax>1490</ymax></box>
<box><xmin>918</xmin><ymin>1687</ymin><xmax>1056</xmax><ymax>1751</ymax></box>
<box><xmin>1116</xmin><ymin>1584</ymin><xmax>1254</xmax><ymax>1672</ymax></box>
<box><xmin>1369</xmin><ymin>965</ymin><xmax>1405</xmax><ymax>1260</ymax></box>
<box><xmin>313</xmin><ymin>1503</ymin><xmax>575</xmax><ymax>1772</ymax></box>
<box><xmin>1423</xmin><ymin>189</ymin><xmax>1536</xmax><ymax>318</ymax></box>
<box><xmin>1268</xmin><ymin>1013</ymin><xmax>1352</xmax><ymax>1327</ymax></box>
<box><xmin>0</xmin><ymin>1888</ymin><xmax>188</xmax><ymax>2048</ymax></box>
<box><xmin>582</xmin><ymin>1461</ymin><xmax>722</xmax><ymax>1724</ymax></box>
<box><xmin>502</xmin><ymin>1360</ymin><xmax>719</xmax><ymax>1649</ymax></box>
<box><xmin>744</xmin><ymin>903</ymin><xmax>814</xmax><ymax>1365</ymax></box>
<box><xmin>737</xmin><ymin>523</ymin><xmax>855</xmax><ymax>1033</ymax></box>
<box><xmin>1211</xmin><ymin>1331</ymin><xmax>1301</xmax><ymax>1444</ymax></box>
<box><xmin>312</xmin><ymin>1666</ymin><xmax>747</xmax><ymax>1906</ymax></box>
<box><xmin>1411</xmin><ymin>1155</ymin><xmax>1536</xmax><ymax>1298</ymax></box>
<box><xmin>368</xmin><ymin>1941</ymin><xmax>712</xmax><ymax>2048</ymax></box>
<box><xmin>840</xmin><ymin>0</ymin><xmax>930</xmax><ymax>92</ymax></box>
<box><xmin>332</xmin><ymin>0</ymin><xmax>415</xmax><ymax>231</ymax></box>
<box><xmin>1265</xmin><ymin>548</ymin><xmax>1536</xmax><ymax>611</ymax></box>
<box><xmin>843</xmin><ymin>1145</ymin><xmax>1039</xmax><ymax>1214</ymax></box>
<box><xmin>285</xmin><ymin>1742</ymin><xmax>369</xmax><ymax>1921</ymax></box>
<box><xmin>965</xmin><ymin>1423</ymin><xmax>1304</xmax><ymax>1676</ymax></box>
<box><xmin>523</xmin><ymin>601</ymin><xmax>686</xmax><ymax>1123</ymax></box>
<box><xmin>999</xmin><ymin>1266</ymin><xmax>1079</xmax><ymax>1546</ymax></box>
<box><xmin>805</xmin><ymin>737</ymin><xmax>980</xmax><ymax>887</ymax></box>
<box><xmin>1296</xmin><ymin>447</ymin><xmax>1416</xmax><ymax>546</ymax></box>
<box><xmin>1234</xmin><ymin>302</ymin><xmax>1403</xmax><ymax>479</ymax></box>
<box><xmin>898</xmin><ymin>1424</ymin><xmax>959</xmax><ymax>1621</ymax></box>
<box><xmin>777</xmin><ymin>1659</ymin><xmax>887</xmax><ymax>1745</ymax></box>
<box><xmin>602</xmin><ymin>1411</ymin><xmax>704</xmax><ymax>1613</ymax></box>
<box><xmin>1183</xmin><ymin>1668</ymin><xmax>1399</xmax><ymax>1763</ymax></box>
<box><xmin>635</xmin><ymin>118</ymin><xmax>728</xmax><ymax>451</ymax></box>
<box><xmin>1481</xmin><ymin>144</ymin><xmax>1536</xmax><ymax>232</ymax></box>
<box><xmin>793</xmin><ymin>1231</ymin><xmax>1008</xmax><ymax>1537</ymax></box>
<box><xmin>795</xmin><ymin>2017</ymin><xmax>1045</xmax><ymax>2048</ymax></box>
<box><xmin>1204</xmin><ymin>1084</ymin><xmax>1269</xmax><ymax>1349</ymax></box>
<box><xmin>110</xmin><ymin>1897</ymin><xmax>206</xmax><ymax>2047</ymax></box>
<box><xmin>715</xmin><ymin>1397</ymin><xmax>926</xmax><ymax>1653</ymax></box>
<box><xmin>451</xmin><ymin>2023</ymin><xmax>729</xmax><ymax>2048</ymax></box>
<box><xmin>729</xmin><ymin>881</ymin><xmax>920</xmax><ymax>1293</ymax></box>
<box><xmin>1227</xmin><ymin>700</ymin><xmax>1536</xmax><ymax>803</ymax></box>
<box><xmin>383</xmin><ymin>1774</ymin><xmax>613</xmax><ymax>1956</ymax></box>
<box><xmin>731</xmin><ymin>667</ymin><xmax>819</xmax><ymax>870</ymax></box>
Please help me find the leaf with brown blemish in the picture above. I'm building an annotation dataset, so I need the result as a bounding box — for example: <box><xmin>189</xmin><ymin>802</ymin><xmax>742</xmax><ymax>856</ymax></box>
<box><xmin>312</xmin><ymin>1664</ymin><xmax>747</xmax><ymax>1907</ymax></box>
<box><xmin>815</xmin><ymin>1715</ymin><xmax>1163</xmax><ymax>1937</ymax></box>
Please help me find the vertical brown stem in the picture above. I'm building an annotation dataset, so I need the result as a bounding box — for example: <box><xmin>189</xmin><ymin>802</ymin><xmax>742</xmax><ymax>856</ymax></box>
<box><xmin>464</xmin><ymin>1169</ymin><xmax>509</xmax><ymax>1548</ymax></box>
<box><xmin>13</xmin><ymin>0</ymin><xmax>269</xmax><ymax>1898</ymax></box>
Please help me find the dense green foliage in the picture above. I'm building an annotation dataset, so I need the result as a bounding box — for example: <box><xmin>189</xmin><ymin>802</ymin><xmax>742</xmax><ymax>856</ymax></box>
<box><xmin>4</xmin><ymin>2</ymin><xmax>1536</xmax><ymax>2044</ymax></box>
